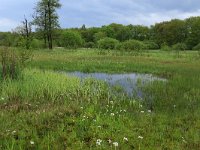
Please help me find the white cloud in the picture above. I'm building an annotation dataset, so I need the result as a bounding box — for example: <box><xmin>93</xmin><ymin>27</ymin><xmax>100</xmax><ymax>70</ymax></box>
<box><xmin>1</xmin><ymin>0</ymin><xmax>200</xmax><ymax>30</ymax></box>
<box><xmin>0</xmin><ymin>18</ymin><xmax>19</xmax><ymax>31</ymax></box>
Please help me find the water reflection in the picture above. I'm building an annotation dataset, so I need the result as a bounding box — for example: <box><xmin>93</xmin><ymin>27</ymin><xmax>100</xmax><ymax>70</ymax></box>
<box><xmin>67</xmin><ymin>72</ymin><xmax>166</xmax><ymax>97</ymax></box>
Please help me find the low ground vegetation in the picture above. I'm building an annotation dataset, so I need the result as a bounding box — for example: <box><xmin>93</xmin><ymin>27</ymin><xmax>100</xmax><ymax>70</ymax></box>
<box><xmin>0</xmin><ymin>49</ymin><xmax>199</xmax><ymax>149</ymax></box>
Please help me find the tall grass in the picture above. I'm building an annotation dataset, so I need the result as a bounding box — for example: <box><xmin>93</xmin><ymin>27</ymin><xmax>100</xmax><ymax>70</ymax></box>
<box><xmin>0</xmin><ymin>49</ymin><xmax>199</xmax><ymax>149</ymax></box>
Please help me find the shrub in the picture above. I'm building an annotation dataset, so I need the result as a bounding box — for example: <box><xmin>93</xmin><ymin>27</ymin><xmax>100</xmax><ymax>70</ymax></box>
<box><xmin>84</xmin><ymin>42</ymin><xmax>95</xmax><ymax>48</ymax></box>
<box><xmin>0</xmin><ymin>47</ymin><xmax>31</xmax><ymax>80</ymax></box>
<box><xmin>172</xmin><ymin>43</ymin><xmax>187</xmax><ymax>51</ymax></box>
<box><xmin>97</xmin><ymin>38</ymin><xmax>119</xmax><ymax>50</ymax></box>
<box><xmin>143</xmin><ymin>41</ymin><xmax>159</xmax><ymax>50</ymax></box>
<box><xmin>161</xmin><ymin>43</ymin><xmax>171</xmax><ymax>51</ymax></box>
<box><xmin>60</xmin><ymin>30</ymin><xmax>83</xmax><ymax>49</ymax></box>
<box><xmin>193</xmin><ymin>43</ymin><xmax>200</xmax><ymax>50</ymax></box>
<box><xmin>30</xmin><ymin>39</ymin><xmax>44</xmax><ymax>49</ymax></box>
<box><xmin>119</xmin><ymin>40</ymin><xmax>145</xmax><ymax>51</ymax></box>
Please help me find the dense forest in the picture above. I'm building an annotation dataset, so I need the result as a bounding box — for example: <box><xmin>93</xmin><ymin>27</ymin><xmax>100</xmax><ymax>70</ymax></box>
<box><xmin>1</xmin><ymin>16</ymin><xmax>200</xmax><ymax>51</ymax></box>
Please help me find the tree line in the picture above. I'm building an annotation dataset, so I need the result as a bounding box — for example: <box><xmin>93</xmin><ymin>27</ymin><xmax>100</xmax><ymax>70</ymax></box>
<box><xmin>0</xmin><ymin>0</ymin><xmax>200</xmax><ymax>51</ymax></box>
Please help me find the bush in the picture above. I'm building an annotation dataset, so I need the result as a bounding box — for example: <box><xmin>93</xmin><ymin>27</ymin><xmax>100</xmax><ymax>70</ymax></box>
<box><xmin>0</xmin><ymin>47</ymin><xmax>31</xmax><ymax>80</ymax></box>
<box><xmin>84</xmin><ymin>42</ymin><xmax>95</xmax><ymax>48</ymax></box>
<box><xmin>60</xmin><ymin>30</ymin><xmax>83</xmax><ymax>49</ymax></box>
<box><xmin>143</xmin><ymin>41</ymin><xmax>159</xmax><ymax>50</ymax></box>
<box><xmin>193</xmin><ymin>43</ymin><xmax>200</xmax><ymax>50</ymax></box>
<box><xmin>30</xmin><ymin>39</ymin><xmax>44</xmax><ymax>49</ymax></box>
<box><xmin>97</xmin><ymin>38</ymin><xmax>119</xmax><ymax>50</ymax></box>
<box><xmin>172</xmin><ymin>43</ymin><xmax>187</xmax><ymax>51</ymax></box>
<box><xmin>119</xmin><ymin>40</ymin><xmax>145</xmax><ymax>51</ymax></box>
<box><xmin>161</xmin><ymin>43</ymin><xmax>171</xmax><ymax>51</ymax></box>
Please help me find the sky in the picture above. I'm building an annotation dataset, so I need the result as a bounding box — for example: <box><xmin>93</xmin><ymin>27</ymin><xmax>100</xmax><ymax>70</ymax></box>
<box><xmin>0</xmin><ymin>0</ymin><xmax>200</xmax><ymax>31</ymax></box>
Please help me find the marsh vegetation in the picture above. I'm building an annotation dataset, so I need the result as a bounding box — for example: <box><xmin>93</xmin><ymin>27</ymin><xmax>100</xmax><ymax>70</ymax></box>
<box><xmin>0</xmin><ymin>48</ymin><xmax>199</xmax><ymax>149</ymax></box>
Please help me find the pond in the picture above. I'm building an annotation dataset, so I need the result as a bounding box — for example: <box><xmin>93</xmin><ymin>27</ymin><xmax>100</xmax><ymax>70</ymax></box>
<box><xmin>67</xmin><ymin>72</ymin><xmax>166</xmax><ymax>98</ymax></box>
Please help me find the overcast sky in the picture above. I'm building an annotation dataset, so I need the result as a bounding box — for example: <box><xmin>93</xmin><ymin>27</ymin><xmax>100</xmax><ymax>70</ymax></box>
<box><xmin>0</xmin><ymin>0</ymin><xmax>200</xmax><ymax>31</ymax></box>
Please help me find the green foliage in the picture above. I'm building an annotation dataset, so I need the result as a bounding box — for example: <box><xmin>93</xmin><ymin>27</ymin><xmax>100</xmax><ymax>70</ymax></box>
<box><xmin>33</xmin><ymin>0</ymin><xmax>62</xmax><ymax>49</ymax></box>
<box><xmin>30</xmin><ymin>39</ymin><xmax>45</xmax><ymax>49</ymax></box>
<box><xmin>193</xmin><ymin>43</ymin><xmax>200</xmax><ymax>50</ymax></box>
<box><xmin>143</xmin><ymin>41</ymin><xmax>159</xmax><ymax>50</ymax></box>
<box><xmin>102</xmin><ymin>23</ymin><xmax>131</xmax><ymax>41</ymax></box>
<box><xmin>94</xmin><ymin>32</ymin><xmax>107</xmax><ymax>42</ymax></box>
<box><xmin>161</xmin><ymin>43</ymin><xmax>172</xmax><ymax>51</ymax></box>
<box><xmin>0</xmin><ymin>47</ymin><xmax>32</xmax><ymax>80</ymax></box>
<box><xmin>84</xmin><ymin>42</ymin><xmax>95</xmax><ymax>48</ymax></box>
<box><xmin>152</xmin><ymin>19</ymin><xmax>187</xmax><ymax>46</ymax></box>
<box><xmin>97</xmin><ymin>37</ymin><xmax>119</xmax><ymax>50</ymax></box>
<box><xmin>0</xmin><ymin>50</ymin><xmax>200</xmax><ymax>149</ymax></box>
<box><xmin>186</xmin><ymin>17</ymin><xmax>200</xmax><ymax>49</ymax></box>
<box><xmin>60</xmin><ymin>30</ymin><xmax>83</xmax><ymax>49</ymax></box>
<box><xmin>128</xmin><ymin>25</ymin><xmax>150</xmax><ymax>41</ymax></box>
<box><xmin>81</xmin><ymin>27</ymin><xmax>100</xmax><ymax>43</ymax></box>
<box><xmin>172</xmin><ymin>43</ymin><xmax>187</xmax><ymax>51</ymax></box>
<box><xmin>119</xmin><ymin>40</ymin><xmax>145</xmax><ymax>51</ymax></box>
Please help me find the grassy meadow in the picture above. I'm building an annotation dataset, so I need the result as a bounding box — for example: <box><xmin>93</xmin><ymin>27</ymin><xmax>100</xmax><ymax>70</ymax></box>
<box><xmin>0</xmin><ymin>48</ymin><xmax>200</xmax><ymax>149</ymax></box>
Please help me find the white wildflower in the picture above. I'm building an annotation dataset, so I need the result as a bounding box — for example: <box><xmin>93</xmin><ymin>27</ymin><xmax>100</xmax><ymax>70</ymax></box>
<box><xmin>140</xmin><ymin>111</ymin><xmax>145</xmax><ymax>113</ymax></box>
<box><xmin>96</xmin><ymin>139</ymin><xmax>102</xmax><ymax>146</ymax></box>
<box><xmin>148</xmin><ymin>110</ymin><xmax>152</xmax><ymax>113</ymax></box>
<box><xmin>108</xmin><ymin>139</ymin><xmax>112</xmax><ymax>144</ymax></box>
<box><xmin>30</xmin><ymin>141</ymin><xmax>35</xmax><ymax>145</ymax></box>
<box><xmin>123</xmin><ymin>137</ymin><xmax>128</xmax><ymax>141</ymax></box>
<box><xmin>113</xmin><ymin>142</ymin><xmax>119</xmax><ymax>147</ymax></box>
<box><xmin>110</xmin><ymin>113</ymin><xmax>115</xmax><ymax>116</ymax></box>
<box><xmin>182</xmin><ymin>137</ymin><xmax>187</xmax><ymax>143</ymax></box>
<box><xmin>138</xmin><ymin>136</ymin><xmax>143</xmax><ymax>139</ymax></box>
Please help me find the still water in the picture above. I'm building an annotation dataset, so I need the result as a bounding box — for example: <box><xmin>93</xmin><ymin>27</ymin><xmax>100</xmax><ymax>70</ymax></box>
<box><xmin>67</xmin><ymin>72</ymin><xmax>166</xmax><ymax>97</ymax></box>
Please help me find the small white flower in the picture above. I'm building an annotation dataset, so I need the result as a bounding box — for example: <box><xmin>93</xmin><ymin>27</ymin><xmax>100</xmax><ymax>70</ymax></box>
<box><xmin>97</xmin><ymin>126</ymin><xmax>101</xmax><ymax>128</ymax></box>
<box><xmin>138</xmin><ymin>136</ymin><xmax>143</xmax><ymax>139</ymax></box>
<box><xmin>182</xmin><ymin>137</ymin><xmax>187</xmax><ymax>143</ymax></box>
<box><xmin>113</xmin><ymin>142</ymin><xmax>119</xmax><ymax>147</ymax></box>
<box><xmin>123</xmin><ymin>137</ymin><xmax>128</xmax><ymax>141</ymax></box>
<box><xmin>12</xmin><ymin>130</ymin><xmax>16</xmax><ymax>134</ymax></box>
<box><xmin>80</xmin><ymin>107</ymin><xmax>83</xmax><ymax>109</ymax></box>
<box><xmin>108</xmin><ymin>139</ymin><xmax>112</xmax><ymax>144</ymax></box>
<box><xmin>110</xmin><ymin>113</ymin><xmax>115</xmax><ymax>116</ymax></box>
<box><xmin>148</xmin><ymin>110</ymin><xmax>152</xmax><ymax>113</ymax></box>
<box><xmin>96</xmin><ymin>139</ymin><xmax>102</xmax><ymax>146</ymax></box>
<box><xmin>140</xmin><ymin>111</ymin><xmax>145</xmax><ymax>113</ymax></box>
<box><xmin>96</xmin><ymin>141</ymin><xmax>101</xmax><ymax>146</ymax></box>
<box><xmin>124</xmin><ymin>110</ymin><xmax>126</xmax><ymax>112</ymax></box>
<box><xmin>30</xmin><ymin>141</ymin><xmax>35</xmax><ymax>145</ymax></box>
<box><xmin>110</xmin><ymin>101</ymin><xmax>114</xmax><ymax>104</ymax></box>
<box><xmin>139</xmin><ymin>104</ymin><xmax>143</xmax><ymax>108</ymax></box>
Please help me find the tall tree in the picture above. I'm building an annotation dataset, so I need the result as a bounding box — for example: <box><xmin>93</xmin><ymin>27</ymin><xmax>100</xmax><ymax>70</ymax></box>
<box><xmin>12</xmin><ymin>16</ymin><xmax>32</xmax><ymax>49</ymax></box>
<box><xmin>33</xmin><ymin>0</ymin><xmax>61</xmax><ymax>49</ymax></box>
